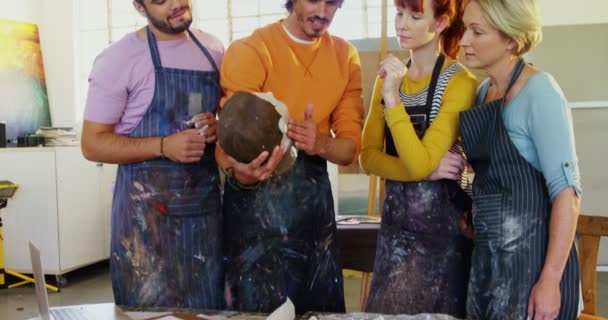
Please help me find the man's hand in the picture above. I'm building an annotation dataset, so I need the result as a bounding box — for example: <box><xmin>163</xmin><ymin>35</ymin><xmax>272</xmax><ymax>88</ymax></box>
<box><xmin>288</xmin><ymin>104</ymin><xmax>330</xmax><ymax>156</ymax></box>
<box><xmin>378</xmin><ymin>54</ymin><xmax>407</xmax><ymax>109</ymax></box>
<box><xmin>162</xmin><ymin>129</ymin><xmax>207</xmax><ymax>163</ymax></box>
<box><xmin>528</xmin><ymin>277</ymin><xmax>561</xmax><ymax>320</ymax></box>
<box><xmin>427</xmin><ymin>151</ymin><xmax>467</xmax><ymax>181</ymax></box>
<box><xmin>228</xmin><ymin>146</ymin><xmax>285</xmax><ymax>185</ymax></box>
<box><xmin>187</xmin><ymin>112</ymin><xmax>217</xmax><ymax>143</ymax></box>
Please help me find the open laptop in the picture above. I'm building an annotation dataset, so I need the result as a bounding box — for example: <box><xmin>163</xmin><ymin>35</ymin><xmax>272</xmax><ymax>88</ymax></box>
<box><xmin>28</xmin><ymin>241</ymin><xmax>92</xmax><ymax>320</ymax></box>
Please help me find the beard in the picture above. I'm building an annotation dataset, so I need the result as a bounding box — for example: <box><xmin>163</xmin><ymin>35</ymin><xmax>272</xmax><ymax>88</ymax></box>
<box><xmin>296</xmin><ymin>13</ymin><xmax>330</xmax><ymax>39</ymax></box>
<box><xmin>145</xmin><ymin>5</ymin><xmax>193</xmax><ymax>34</ymax></box>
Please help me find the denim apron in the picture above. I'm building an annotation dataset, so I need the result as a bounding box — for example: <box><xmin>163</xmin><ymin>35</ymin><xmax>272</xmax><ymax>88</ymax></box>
<box><xmin>460</xmin><ymin>59</ymin><xmax>580</xmax><ymax>319</ymax></box>
<box><xmin>366</xmin><ymin>55</ymin><xmax>472</xmax><ymax>317</ymax></box>
<box><xmin>223</xmin><ymin>152</ymin><xmax>345</xmax><ymax>314</ymax></box>
<box><xmin>110</xmin><ymin>27</ymin><xmax>223</xmax><ymax>309</ymax></box>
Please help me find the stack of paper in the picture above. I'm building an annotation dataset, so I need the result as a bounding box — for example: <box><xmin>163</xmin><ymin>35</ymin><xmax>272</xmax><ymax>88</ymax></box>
<box><xmin>35</xmin><ymin>127</ymin><xmax>79</xmax><ymax>146</ymax></box>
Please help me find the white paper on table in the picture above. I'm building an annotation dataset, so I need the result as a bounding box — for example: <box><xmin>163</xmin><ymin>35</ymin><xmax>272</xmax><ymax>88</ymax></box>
<box><xmin>195</xmin><ymin>315</ymin><xmax>225</xmax><ymax>320</ymax></box>
<box><xmin>266</xmin><ymin>297</ymin><xmax>295</xmax><ymax>320</ymax></box>
<box><xmin>124</xmin><ymin>311</ymin><xmax>173</xmax><ymax>319</ymax></box>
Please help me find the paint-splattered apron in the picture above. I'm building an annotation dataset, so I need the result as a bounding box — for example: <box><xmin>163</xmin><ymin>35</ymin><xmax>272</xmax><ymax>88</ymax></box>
<box><xmin>460</xmin><ymin>59</ymin><xmax>580</xmax><ymax>319</ymax></box>
<box><xmin>366</xmin><ymin>55</ymin><xmax>472</xmax><ymax>317</ymax></box>
<box><xmin>223</xmin><ymin>152</ymin><xmax>345</xmax><ymax>314</ymax></box>
<box><xmin>110</xmin><ymin>27</ymin><xmax>223</xmax><ymax>309</ymax></box>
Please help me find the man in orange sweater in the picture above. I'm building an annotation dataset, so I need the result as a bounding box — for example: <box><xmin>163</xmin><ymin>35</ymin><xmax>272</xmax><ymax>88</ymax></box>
<box><xmin>217</xmin><ymin>0</ymin><xmax>364</xmax><ymax>314</ymax></box>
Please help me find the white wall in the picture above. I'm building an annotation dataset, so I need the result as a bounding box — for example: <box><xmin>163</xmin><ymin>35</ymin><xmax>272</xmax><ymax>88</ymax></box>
<box><xmin>76</xmin><ymin>0</ymin><xmax>109</xmax><ymax>125</ymax></box>
<box><xmin>0</xmin><ymin>0</ymin><xmax>40</xmax><ymax>24</ymax></box>
<box><xmin>39</xmin><ymin>0</ymin><xmax>78</xmax><ymax>128</ymax></box>
<box><xmin>539</xmin><ymin>0</ymin><xmax>608</xmax><ymax>26</ymax></box>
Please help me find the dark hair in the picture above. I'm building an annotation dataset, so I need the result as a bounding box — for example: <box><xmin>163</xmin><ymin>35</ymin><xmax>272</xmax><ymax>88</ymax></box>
<box><xmin>395</xmin><ymin>0</ymin><xmax>465</xmax><ymax>59</ymax></box>
<box><xmin>285</xmin><ymin>0</ymin><xmax>294</xmax><ymax>13</ymax></box>
<box><xmin>134</xmin><ymin>0</ymin><xmax>144</xmax><ymax>5</ymax></box>
<box><xmin>285</xmin><ymin>0</ymin><xmax>344</xmax><ymax>14</ymax></box>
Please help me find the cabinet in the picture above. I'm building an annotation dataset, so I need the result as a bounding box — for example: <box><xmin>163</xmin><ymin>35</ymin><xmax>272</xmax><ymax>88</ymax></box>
<box><xmin>0</xmin><ymin>147</ymin><xmax>115</xmax><ymax>275</ymax></box>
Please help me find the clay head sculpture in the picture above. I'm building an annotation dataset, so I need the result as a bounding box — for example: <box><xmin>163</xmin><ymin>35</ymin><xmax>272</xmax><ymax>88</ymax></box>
<box><xmin>218</xmin><ymin>91</ymin><xmax>298</xmax><ymax>176</ymax></box>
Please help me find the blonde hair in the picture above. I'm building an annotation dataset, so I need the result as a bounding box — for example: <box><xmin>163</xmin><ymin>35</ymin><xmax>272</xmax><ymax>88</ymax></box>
<box><xmin>471</xmin><ymin>0</ymin><xmax>542</xmax><ymax>56</ymax></box>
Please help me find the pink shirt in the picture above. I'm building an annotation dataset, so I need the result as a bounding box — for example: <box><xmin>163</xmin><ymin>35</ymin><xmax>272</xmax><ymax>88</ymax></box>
<box><xmin>84</xmin><ymin>29</ymin><xmax>224</xmax><ymax>135</ymax></box>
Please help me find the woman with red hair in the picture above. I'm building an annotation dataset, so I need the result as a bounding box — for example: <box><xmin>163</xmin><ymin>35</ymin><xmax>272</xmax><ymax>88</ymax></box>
<box><xmin>360</xmin><ymin>0</ymin><xmax>476</xmax><ymax>316</ymax></box>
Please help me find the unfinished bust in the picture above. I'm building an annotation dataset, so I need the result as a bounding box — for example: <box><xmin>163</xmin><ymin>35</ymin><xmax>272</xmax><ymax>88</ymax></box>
<box><xmin>218</xmin><ymin>91</ymin><xmax>298</xmax><ymax>176</ymax></box>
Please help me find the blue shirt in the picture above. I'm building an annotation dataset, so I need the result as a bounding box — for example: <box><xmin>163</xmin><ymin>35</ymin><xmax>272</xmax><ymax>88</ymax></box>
<box><xmin>477</xmin><ymin>72</ymin><xmax>582</xmax><ymax>202</ymax></box>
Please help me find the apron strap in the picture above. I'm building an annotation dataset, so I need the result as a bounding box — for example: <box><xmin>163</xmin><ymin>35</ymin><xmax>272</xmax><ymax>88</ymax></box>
<box><xmin>503</xmin><ymin>58</ymin><xmax>526</xmax><ymax>100</ymax></box>
<box><xmin>146</xmin><ymin>26</ymin><xmax>163</xmax><ymax>69</ymax></box>
<box><xmin>188</xmin><ymin>29</ymin><xmax>220</xmax><ymax>72</ymax></box>
<box><xmin>406</xmin><ymin>54</ymin><xmax>445</xmax><ymax>108</ymax></box>
<box><xmin>405</xmin><ymin>54</ymin><xmax>445</xmax><ymax>126</ymax></box>
<box><xmin>424</xmin><ymin>54</ymin><xmax>445</xmax><ymax>121</ymax></box>
<box><xmin>146</xmin><ymin>27</ymin><xmax>219</xmax><ymax>72</ymax></box>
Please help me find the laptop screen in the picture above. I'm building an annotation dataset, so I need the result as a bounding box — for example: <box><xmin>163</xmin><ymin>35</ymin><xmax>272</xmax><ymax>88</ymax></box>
<box><xmin>29</xmin><ymin>241</ymin><xmax>51</xmax><ymax>320</ymax></box>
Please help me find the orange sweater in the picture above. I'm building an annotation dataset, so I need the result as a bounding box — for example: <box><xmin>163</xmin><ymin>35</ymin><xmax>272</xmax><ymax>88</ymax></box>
<box><xmin>220</xmin><ymin>21</ymin><xmax>364</xmax><ymax>156</ymax></box>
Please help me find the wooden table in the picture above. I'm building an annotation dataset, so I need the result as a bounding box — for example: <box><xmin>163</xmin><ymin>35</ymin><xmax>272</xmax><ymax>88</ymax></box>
<box><xmin>336</xmin><ymin>222</ymin><xmax>381</xmax><ymax>310</ymax></box>
<box><xmin>28</xmin><ymin>303</ymin><xmax>461</xmax><ymax>320</ymax></box>
<box><xmin>336</xmin><ymin>223</ymin><xmax>380</xmax><ymax>273</ymax></box>
<box><xmin>27</xmin><ymin>304</ymin><xmax>267</xmax><ymax>319</ymax></box>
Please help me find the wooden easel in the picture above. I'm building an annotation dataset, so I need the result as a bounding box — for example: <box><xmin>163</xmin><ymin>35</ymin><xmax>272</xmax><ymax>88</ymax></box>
<box><xmin>360</xmin><ymin>0</ymin><xmax>389</xmax><ymax>311</ymax></box>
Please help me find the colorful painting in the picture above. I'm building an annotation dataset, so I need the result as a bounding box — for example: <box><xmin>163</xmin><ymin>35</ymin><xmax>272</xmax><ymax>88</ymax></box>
<box><xmin>0</xmin><ymin>18</ymin><xmax>51</xmax><ymax>143</ymax></box>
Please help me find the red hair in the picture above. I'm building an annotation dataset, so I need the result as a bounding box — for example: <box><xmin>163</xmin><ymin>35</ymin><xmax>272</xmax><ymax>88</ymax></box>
<box><xmin>394</xmin><ymin>0</ymin><xmax>465</xmax><ymax>59</ymax></box>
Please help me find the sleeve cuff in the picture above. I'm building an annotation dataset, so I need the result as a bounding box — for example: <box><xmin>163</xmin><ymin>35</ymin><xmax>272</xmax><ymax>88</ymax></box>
<box><xmin>549</xmin><ymin>160</ymin><xmax>583</xmax><ymax>202</ymax></box>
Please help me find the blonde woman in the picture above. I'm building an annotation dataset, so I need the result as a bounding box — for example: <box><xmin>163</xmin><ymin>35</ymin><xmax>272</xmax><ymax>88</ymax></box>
<box><xmin>459</xmin><ymin>0</ymin><xmax>582</xmax><ymax>319</ymax></box>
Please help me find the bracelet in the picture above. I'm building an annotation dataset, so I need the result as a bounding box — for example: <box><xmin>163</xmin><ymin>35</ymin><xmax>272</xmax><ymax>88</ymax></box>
<box><xmin>160</xmin><ymin>136</ymin><xmax>166</xmax><ymax>158</ymax></box>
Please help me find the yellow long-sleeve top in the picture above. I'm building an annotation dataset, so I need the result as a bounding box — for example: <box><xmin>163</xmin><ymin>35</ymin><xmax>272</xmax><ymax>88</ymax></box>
<box><xmin>220</xmin><ymin>21</ymin><xmax>364</xmax><ymax>159</ymax></box>
<box><xmin>360</xmin><ymin>59</ymin><xmax>477</xmax><ymax>181</ymax></box>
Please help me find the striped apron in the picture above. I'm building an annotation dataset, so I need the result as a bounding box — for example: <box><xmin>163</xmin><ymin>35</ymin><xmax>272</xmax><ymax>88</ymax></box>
<box><xmin>110</xmin><ymin>27</ymin><xmax>224</xmax><ymax>309</ymax></box>
<box><xmin>366</xmin><ymin>55</ymin><xmax>472</xmax><ymax>317</ymax></box>
<box><xmin>460</xmin><ymin>59</ymin><xmax>580</xmax><ymax>319</ymax></box>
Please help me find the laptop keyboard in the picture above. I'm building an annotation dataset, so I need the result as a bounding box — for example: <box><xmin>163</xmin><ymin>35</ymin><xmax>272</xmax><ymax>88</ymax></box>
<box><xmin>50</xmin><ymin>308</ymin><xmax>91</xmax><ymax>320</ymax></box>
